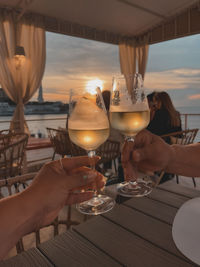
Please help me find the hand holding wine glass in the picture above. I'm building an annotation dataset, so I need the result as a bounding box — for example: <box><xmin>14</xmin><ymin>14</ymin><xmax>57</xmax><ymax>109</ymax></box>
<box><xmin>109</xmin><ymin>73</ymin><xmax>153</xmax><ymax>197</ymax></box>
<box><xmin>68</xmin><ymin>86</ymin><xmax>115</xmax><ymax>215</ymax></box>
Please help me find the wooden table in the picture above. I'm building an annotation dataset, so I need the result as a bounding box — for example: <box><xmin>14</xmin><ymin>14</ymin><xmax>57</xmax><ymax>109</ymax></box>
<box><xmin>27</xmin><ymin>138</ymin><xmax>52</xmax><ymax>150</ymax></box>
<box><xmin>1</xmin><ymin>181</ymin><xmax>200</xmax><ymax>267</ymax></box>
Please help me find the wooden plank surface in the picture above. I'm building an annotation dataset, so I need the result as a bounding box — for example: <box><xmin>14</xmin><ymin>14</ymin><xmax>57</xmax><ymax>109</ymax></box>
<box><xmin>0</xmin><ymin>248</ymin><xmax>52</xmax><ymax>267</ymax></box>
<box><xmin>38</xmin><ymin>230</ymin><xmax>121</xmax><ymax>267</ymax></box>
<box><xmin>148</xmin><ymin>188</ymin><xmax>189</xmax><ymax>208</ymax></box>
<box><xmin>74</xmin><ymin>216</ymin><xmax>194</xmax><ymax>267</ymax></box>
<box><xmin>1</xmin><ymin>181</ymin><xmax>199</xmax><ymax>267</ymax></box>
<box><xmin>102</xmin><ymin>204</ymin><xmax>191</xmax><ymax>263</ymax></box>
<box><xmin>123</xmin><ymin>197</ymin><xmax>178</xmax><ymax>225</ymax></box>
<box><xmin>158</xmin><ymin>181</ymin><xmax>200</xmax><ymax>198</ymax></box>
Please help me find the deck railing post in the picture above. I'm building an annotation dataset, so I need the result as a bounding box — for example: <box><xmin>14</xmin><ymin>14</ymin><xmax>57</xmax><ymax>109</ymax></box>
<box><xmin>185</xmin><ymin>114</ymin><xmax>188</xmax><ymax>130</ymax></box>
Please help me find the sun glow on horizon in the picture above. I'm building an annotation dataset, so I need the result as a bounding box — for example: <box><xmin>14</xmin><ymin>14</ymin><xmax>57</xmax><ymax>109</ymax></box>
<box><xmin>85</xmin><ymin>79</ymin><xmax>104</xmax><ymax>95</ymax></box>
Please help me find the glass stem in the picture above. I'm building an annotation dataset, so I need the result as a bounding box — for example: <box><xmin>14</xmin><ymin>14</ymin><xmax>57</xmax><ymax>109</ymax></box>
<box><xmin>125</xmin><ymin>136</ymin><xmax>137</xmax><ymax>183</ymax></box>
<box><xmin>88</xmin><ymin>150</ymin><xmax>98</xmax><ymax>197</ymax></box>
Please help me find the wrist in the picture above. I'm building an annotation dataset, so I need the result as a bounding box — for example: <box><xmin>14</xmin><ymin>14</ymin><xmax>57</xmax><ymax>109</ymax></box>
<box><xmin>17</xmin><ymin>187</ymin><xmax>44</xmax><ymax>235</ymax></box>
<box><xmin>165</xmin><ymin>144</ymin><xmax>176</xmax><ymax>172</ymax></box>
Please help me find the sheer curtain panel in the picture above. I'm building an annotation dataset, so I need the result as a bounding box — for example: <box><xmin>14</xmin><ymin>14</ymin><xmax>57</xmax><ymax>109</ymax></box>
<box><xmin>119</xmin><ymin>41</ymin><xmax>149</xmax><ymax>80</ymax></box>
<box><xmin>0</xmin><ymin>10</ymin><xmax>46</xmax><ymax>133</ymax></box>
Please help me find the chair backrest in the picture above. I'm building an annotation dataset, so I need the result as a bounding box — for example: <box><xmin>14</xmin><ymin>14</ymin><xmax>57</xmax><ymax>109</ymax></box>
<box><xmin>47</xmin><ymin>127</ymin><xmax>72</xmax><ymax>157</ymax></box>
<box><xmin>96</xmin><ymin>139</ymin><xmax>120</xmax><ymax>164</ymax></box>
<box><xmin>161</xmin><ymin>128</ymin><xmax>199</xmax><ymax>145</ymax></box>
<box><xmin>0</xmin><ymin>133</ymin><xmax>28</xmax><ymax>179</ymax></box>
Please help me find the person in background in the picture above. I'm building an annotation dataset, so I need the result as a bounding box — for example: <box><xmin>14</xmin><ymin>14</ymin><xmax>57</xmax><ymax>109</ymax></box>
<box><xmin>0</xmin><ymin>156</ymin><xmax>105</xmax><ymax>259</ymax></box>
<box><xmin>147</xmin><ymin>91</ymin><xmax>182</xmax><ymax>183</ymax></box>
<box><xmin>147</xmin><ymin>91</ymin><xmax>182</xmax><ymax>137</ymax></box>
<box><xmin>147</xmin><ymin>92</ymin><xmax>156</xmax><ymax>121</ymax></box>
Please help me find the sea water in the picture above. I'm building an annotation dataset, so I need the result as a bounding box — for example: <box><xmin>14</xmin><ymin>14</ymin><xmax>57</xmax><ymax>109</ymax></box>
<box><xmin>0</xmin><ymin>106</ymin><xmax>199</xmax><ymax>141</ymax></box>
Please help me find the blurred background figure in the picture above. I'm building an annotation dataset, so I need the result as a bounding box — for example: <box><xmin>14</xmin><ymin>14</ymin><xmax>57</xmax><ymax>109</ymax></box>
<box><xmin>147</xmin><ymin>92</ymin><xmax>156</xmax><ymax>121</ymax></box>
<box><xmin>147</xmin><ymin>91</ymin><xmax>182</xmax><ymax>183</ymax></box>
<box><xmin>147</xmin><ymin>91</ymin><xmax>182</xmax><ymax>137</ymax></box>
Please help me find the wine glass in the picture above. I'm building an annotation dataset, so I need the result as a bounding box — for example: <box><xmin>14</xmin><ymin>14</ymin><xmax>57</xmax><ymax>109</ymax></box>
<box><xmin>68</xmin><ymin>86</ymin><xmax>115</xmax><ymax>215</ymax></box>
<box><xmin>109</xmin><ymin>73</ymin><xmax>153</xmax><ymax>197</ymax></box>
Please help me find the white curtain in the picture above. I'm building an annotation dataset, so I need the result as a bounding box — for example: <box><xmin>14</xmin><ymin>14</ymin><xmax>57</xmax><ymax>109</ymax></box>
<box><xmin>119</xmin><ymin>41</ymin><xmax>136</xmax><ymax>95</ymax></box>
<box><xmin>119</xmin><ymin>41</ymin><xmax>149</xmax><ymax>79</ymax></box>
<box><xmin>119</xmin><ymin>41</ymin><xmax>136</xmax><ymax>76</ymax></box>
<box><xmin>136</xmin><ymin>44</ymin><xmax>149</xmax><ymax>79</ymax></box>
<box><xmin>0</xmin><ymin>11</ymin><xmax>46</xmax><ymax>133</ymax></box>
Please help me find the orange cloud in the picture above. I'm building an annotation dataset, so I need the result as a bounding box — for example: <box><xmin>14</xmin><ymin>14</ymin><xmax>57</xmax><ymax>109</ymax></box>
<box><xmin>31</xmin><ymin>68</ymin><xmax>200</xmax><ymax>102</ymax></box>
<box><xmin>188</xmin><ymin>94</ymin><xmax>200</xmax><ymax>100</ymax></box>
<box><xmin>145</xmin><ymin>68</ymin><xmax>200</xmax><ymax>91</ymax></box>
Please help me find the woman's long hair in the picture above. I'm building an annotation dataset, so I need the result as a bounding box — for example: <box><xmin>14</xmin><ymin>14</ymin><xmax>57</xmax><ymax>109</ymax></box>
<box><xmin>155</xmin><ymin>91</ymin><xmax>181</xmax><ymax>127</ymax></box>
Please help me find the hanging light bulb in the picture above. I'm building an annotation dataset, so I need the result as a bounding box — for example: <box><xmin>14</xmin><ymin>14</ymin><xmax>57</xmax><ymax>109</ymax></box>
<box><xmin>14</xmin><ymin>46</ymin><xmax>26</xmax><ymax>69</ymax></box>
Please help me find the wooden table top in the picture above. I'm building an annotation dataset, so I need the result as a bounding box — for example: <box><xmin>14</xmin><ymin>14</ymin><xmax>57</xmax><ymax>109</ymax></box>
<box><xmin>1</xmin><ymin>181</ymin><xmax>200</xmax><ymax>267</ymax></box>
<box><xmin>26</xmin><ymin>138</ymin><xmax>52</xmax><ymax>150</ymax></box>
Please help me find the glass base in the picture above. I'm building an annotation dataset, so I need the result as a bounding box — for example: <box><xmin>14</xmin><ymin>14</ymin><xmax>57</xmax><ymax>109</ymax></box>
<box><xmin>76</xmin><ymin>194</ymin><xmax>115</xmax><ymax>215</ymax></box>
<box><xmin>117</xmin><ymin>180</ymin><xmax>153</xmax><ymax>197</ymax></box>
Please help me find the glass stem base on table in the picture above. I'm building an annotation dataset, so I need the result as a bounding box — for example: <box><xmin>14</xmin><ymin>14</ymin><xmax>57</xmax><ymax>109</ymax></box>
<box><xmin>76</xmin><ymin>150</ymin><xmax>115</xmax><ymax>215</ymax></box>
<box><xmin>117</xmin><ymin>136</ymin><xmax>152</xmax><ymax>197</ymax></box>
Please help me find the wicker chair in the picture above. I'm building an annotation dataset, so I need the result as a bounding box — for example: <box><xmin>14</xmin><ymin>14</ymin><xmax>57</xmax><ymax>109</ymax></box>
<box><xmin>0</xmin><ymin>133</ymin><xmax>28</xmax><ymax>179</ymax></box>
<box><xmin>161</xmin><ymin>128</ymin><xmax>199</xmax><ymax>187</ymax></box>
<box><xmin>47</xmin><ymin>128</ymin><xmax>73</xmax><ymax>160</ymax></box>
<box><xmin>0</xmin><ymin>172</ymin><xmax>80</xmax><ymax>255</ymax></box>
<box><xmin>95</xmin><ymin>139</ymin><xmax>120</xmax><ymax>183</ymax></box>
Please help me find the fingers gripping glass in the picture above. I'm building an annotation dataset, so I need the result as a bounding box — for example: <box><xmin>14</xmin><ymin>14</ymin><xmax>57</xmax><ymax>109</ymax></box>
<box><xmin>68</xmin><ymin>87</ymin><xmax>115</xmax><ymax>215</ymax></box>
<box><xmin>110</xmin><ymin>73</ymin><xmax>153</xmax><ymax>197</ymax></box>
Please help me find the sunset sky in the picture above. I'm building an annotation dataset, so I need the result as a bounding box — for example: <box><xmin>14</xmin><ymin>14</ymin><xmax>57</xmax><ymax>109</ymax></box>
<box><xmin>33</xmin><ymin>31</ymin><xmax>200</xmax><ymax>108</ymax></box>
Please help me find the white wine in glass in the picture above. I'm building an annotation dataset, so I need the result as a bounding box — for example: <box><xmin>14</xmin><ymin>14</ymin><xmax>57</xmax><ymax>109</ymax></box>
<box><xmin>68</xmin><ymin>87</ymin><xmax>115</xmax><ymax>215</ymax></box>
<box><xmin>110</xmin><ymin>73</ymin><xmax>153</xmax><ymax>197</ymax></box>
<box><xmin>110</xmin><ymin>110</ymin><xmax>150</xmax><ymax>137</ymax></box>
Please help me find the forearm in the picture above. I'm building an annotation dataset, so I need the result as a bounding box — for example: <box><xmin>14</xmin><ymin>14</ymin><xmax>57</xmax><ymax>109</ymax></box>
<box><xmin>166</xmin><ymin>143</ymin><xmax>200</xmax><ymax>177</ymax></box>
<box><xmin>0</xmin><ymin>188</ymin><xmax>42</xmax><ymax>259</ymax></box>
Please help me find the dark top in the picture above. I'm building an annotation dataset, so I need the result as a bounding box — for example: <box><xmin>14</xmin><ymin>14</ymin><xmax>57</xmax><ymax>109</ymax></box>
<box><xmin>147</xmin><ymin>108</ymin><xmax>182</xmax><ymax>137</ymax></box>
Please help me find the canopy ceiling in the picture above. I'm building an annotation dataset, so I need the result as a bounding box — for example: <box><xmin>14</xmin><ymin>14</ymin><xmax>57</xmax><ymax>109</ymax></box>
<box><xmin>0</xmin><ymin>0</ymin><xmax>200</xmax><ymax>45</ymax></box>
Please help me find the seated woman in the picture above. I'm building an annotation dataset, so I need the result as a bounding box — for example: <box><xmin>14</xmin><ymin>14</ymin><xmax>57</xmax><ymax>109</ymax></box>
<box><xmin>147</xmin><ymin>91</ymin><xmax>182</xmax><ymax>139</ymax></box>
<box><xmin>147</xmin><ymin>91</ymin><xmax>182</xmax><ymax>183</ymax></box>
<box><xmin>147</xmin><ymin>92</ymin><xmax>156</xmax><ymax>121</ymax></box>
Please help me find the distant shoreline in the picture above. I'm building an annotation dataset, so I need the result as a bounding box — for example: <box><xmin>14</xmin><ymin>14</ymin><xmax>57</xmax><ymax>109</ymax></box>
<box><xmin>0</xmin><ymin>112</ymin><xmax>68</xmax><ymax>117</ymax></box>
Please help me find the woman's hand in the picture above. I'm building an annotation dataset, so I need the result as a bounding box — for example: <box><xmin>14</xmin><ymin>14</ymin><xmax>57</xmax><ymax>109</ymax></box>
<box><xmin>121</xmin><ymin>130</ymin><xmax>173</xmax><ymax>180</ymax></box>
<box><xmin>26</xmin><ymin>156</ymin><xmax>105</xmax><ymax>228</ymax></box>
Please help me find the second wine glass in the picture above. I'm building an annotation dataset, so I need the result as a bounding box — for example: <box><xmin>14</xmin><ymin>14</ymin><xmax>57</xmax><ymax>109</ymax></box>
<box><xmin>68</xmin><ymin>86</ymin><xmax>115</xmax><ymax>215</ymax></box>
<box><xmin>109</xmin><ymin>73</ymin><xmax>153</xmax><ymax>197</ymax></box>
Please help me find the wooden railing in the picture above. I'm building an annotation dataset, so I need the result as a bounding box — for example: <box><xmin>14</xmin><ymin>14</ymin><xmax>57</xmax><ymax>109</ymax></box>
<box><xmin>180</xmin><ymin>114</ymin><xmax>200</xmax><ymax>131</ymax></box>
